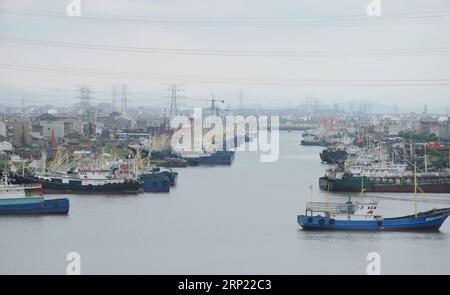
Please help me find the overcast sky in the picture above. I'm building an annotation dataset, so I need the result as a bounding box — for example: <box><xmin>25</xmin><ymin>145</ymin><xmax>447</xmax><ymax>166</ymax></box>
<box><xmin>1</xmin><ymin>0</ymin><xmax>450</xmax><ymax>111</ymax></box>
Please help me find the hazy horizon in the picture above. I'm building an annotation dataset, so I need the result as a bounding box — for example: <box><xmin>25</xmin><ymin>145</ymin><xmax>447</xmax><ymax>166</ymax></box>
<box><xmin>1</xmin><ymin>0</ymin><xmax>450</xmax><ymax>111</ymax></box>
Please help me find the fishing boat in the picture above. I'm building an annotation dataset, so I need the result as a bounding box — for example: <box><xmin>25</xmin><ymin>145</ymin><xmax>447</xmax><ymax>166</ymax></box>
<box><xmin>301</xmin><ymin>134</ymin><xmax>329</xmax><ymax>147</ymax></box>
<box><xmin>0</xmin><ymin>174</ymin><xmax>69</xmax><ymax>215</ymax></box>
<box><xmin>139</xmin><ymin>172</ymin><xmax>170</xmax><ymax>193</ymax></box>
<box><xmin>297</xmin><ymin>198</ymin><xmax>450</xmax><ymax>231</ymax></box>
<box><xmin>36</xmin><ymin>168</ymin><xmax>142</xmax><ymax>194</ymax></box>
<box><xmin>139</xmin><ymin>168</ymin><xmax>178</xmax><ymax>192</ymax></box>
<box><xmin>300</xmin><ymin>163</ymin><xmax>450</xmax><ymax>231</ymax></box>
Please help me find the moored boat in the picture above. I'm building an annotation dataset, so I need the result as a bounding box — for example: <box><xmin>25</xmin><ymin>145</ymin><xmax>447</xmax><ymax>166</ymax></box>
<box><xmin>139</xmin><ymin>172</ymin><xmax>170</xmax><ymax>193</ymax></box>
<box><xmin>181</xmin><ymin>151</ymin><xmax>234</xmax><ymax>165</ymax></box>
<box><xmin>139</xmin><ymin>167</ymin><xmax>178</xmax><ymax>192</ymax></box>
<box><xmin>320</xmin><ymin>147</ymin><xmax>348</xmax><ymax>164</ymax></box>
<box><xmin>320</xmin><ymin>172</ymin><xmax>450</xmax><ymax>193</ymax></box>
<box><xmin>0</xmin><ymin>175</ymin><xmax>69</xmax><ymax>215</ymax></box>
<box><xmin>36</xmin><ymin>169</ymin><xmax>142</xmax><ymax>194</ymax></box>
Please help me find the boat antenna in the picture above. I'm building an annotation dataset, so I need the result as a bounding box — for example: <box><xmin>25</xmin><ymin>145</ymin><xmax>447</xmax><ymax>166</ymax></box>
<box><xmin>413</xmin><ymin>160</ymin><xmax>418</xmax><ymax>217</ymax></box>
<box><xmin>4</xmin><ymin>160</ymin><xmax>8</xmax><ymax>186</ymax></box>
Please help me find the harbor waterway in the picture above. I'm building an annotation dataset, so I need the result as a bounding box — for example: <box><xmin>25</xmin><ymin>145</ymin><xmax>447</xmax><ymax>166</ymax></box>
<box><xmin>1</xmin><ymin>132</ymin><xmax>449</xmax><ymax>274</ymax></box>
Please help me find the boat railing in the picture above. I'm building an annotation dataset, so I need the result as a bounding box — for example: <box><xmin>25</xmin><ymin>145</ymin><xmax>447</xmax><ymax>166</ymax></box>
<box><xmin>306</xmin><ymin>202</ymin><xmax>354</xmax><ymax>215</ymax></box>
<box><xmin>22</xmin><ymin>183</ymin><xmax>43</xmax><ymax>190</ymax></box>
<box><xmin>0</xmin><ymin>183</ymin><xmax>42</xmax><ymax>191</ymax></box>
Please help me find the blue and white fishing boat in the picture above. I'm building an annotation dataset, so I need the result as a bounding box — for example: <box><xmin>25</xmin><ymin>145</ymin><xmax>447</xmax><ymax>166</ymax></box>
<box><xmin>297</xmin><ymin>197</ymin><xmax>450</xmax><ymax>231</ymax></box>
<box><xmin>0</xmin><ymin>174</ymin><xmax>69</xmax><ymax>215</ymax></box>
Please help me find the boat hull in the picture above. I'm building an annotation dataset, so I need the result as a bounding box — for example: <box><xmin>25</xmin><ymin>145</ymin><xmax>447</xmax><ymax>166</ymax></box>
<box><xmin>139</xmin><ymin>172</ymin><xmax>174</xmax><ymax>192</ymax></box>
<box><xmin>198</xmin><ymin>151</ymin><xmax>235</xmax><ymax>165</ymax></box>
<box><xmin>143</xmin><ymin>181</ymin><xmax>170</xmax><ymax>192</ymax></box>
<box><xmin>298</xmin><ymin>208</ymin><xmax>450</xmax><ymax>231</ymax></box>
<box><xmin>0</xmin><ymin>198</ymin><xmax>70</xmax><ymax>215</ymax></box>
<box><xmin>41</xmin><ymin>180</ymin><xmax>142</xmax><ymax>194</ymax></box>
<box><xmin>320</xmin><ymin>175</ymin><xmax>450</xmax><ymax>193</ymax></box>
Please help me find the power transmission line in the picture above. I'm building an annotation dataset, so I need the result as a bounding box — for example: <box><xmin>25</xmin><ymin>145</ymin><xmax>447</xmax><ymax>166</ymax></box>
<box><xmin>2</xmin><ymin>8</ymin><xmax>450</xmax><ymax>28</ymax></box>
<box><xmin>2</xmin><ymin>62</ymin><xmax>450</xmax><ymax>86</ymax></box>
<box><xmin>2</xmin><ymin>36</ymin><xmax>450</xmax><ymax>58</ymax></box>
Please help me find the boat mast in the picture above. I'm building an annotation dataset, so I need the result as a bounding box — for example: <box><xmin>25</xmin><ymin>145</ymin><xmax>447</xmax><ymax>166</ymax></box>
<box><xmin>4</xmin><ymin>160</ymin><xmax>8</xmax><ymax>186</ymax></box>
<box><xmin>413</xmin><ymin>160</ymin><xmax>418</xmax><ymax>217</ymax></box>
<box><xmin>424</xmin><ymin>144</ymin><xmax>427</xmax><ymax>173</ymax></box>
<box><xmin>360</xmin><ymin>174</ymin><xmax>364</xmax><ymax>194</ymax></box>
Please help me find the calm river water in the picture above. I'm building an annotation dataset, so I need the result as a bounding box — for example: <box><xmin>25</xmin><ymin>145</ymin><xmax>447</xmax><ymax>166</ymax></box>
<box><xmin>1</xmin><ymin>131</ymin><xmax>449</xmax><ymax>274</ymax></box>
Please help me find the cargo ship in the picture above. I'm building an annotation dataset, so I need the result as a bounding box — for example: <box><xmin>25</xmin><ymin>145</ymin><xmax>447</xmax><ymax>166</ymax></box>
<box><xmin>181</xmin><ymin>151</ymin><xmax>235</xmax><ymax>165</ymax></box>
<box><xmin>36</xmin><ymin>169</ymin><xmax>142</xmax><ymax>194</ymax></box>
<box><xmin>320</xmin><ymin>170</ymin><xmax>450</xmax><ymax>193</ymax></box>
<box><xmin>155</xmin><ymin>158</ymin><xmax>189</xmax><ymax>168</ymax></box>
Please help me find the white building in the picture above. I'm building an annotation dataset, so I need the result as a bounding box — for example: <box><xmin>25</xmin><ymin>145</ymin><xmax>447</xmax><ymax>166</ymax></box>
<box><xmin>0</xmin><ymin>141</ymin><xmax>13</xmax><ymax>152</ymax></box>
<box><xmin>40</xmin><ymin>121</ymin><xmax>65</xmax><ymax>139</ymax></box>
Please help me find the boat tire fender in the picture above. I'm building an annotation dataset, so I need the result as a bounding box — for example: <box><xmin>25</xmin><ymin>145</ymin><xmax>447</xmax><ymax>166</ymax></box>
<box><xmin>319</xmin><ymin>219</ymin><xmax>325</xmax><ymax>225</ymax></box>
<box><xmin>307</xmin><ymin>217</ymin><xmax>313</xmax><ymax>223</ymax></box>
<box><xmin>329</xmin><ymin>219</ymin><xmax>335</xmax><ymax>225</ymax></box>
